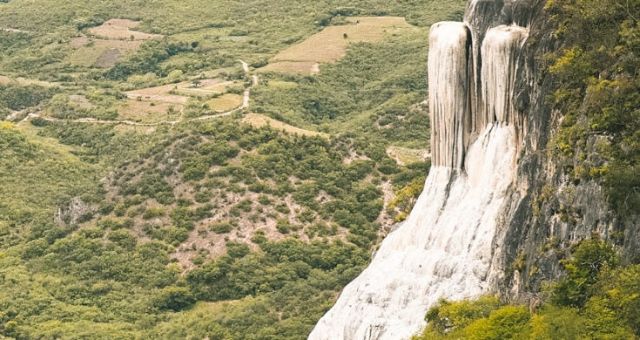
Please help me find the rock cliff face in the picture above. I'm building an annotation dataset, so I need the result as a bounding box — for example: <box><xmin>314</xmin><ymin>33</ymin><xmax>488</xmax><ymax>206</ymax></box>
<box><xmin>493</xmin><ymin>0</ymin><xmax>640</xmax><ymax>299</ymax></box>
<box><xmin>309</xmin><ymin>0</ymin><xmax>638</xmax><ymax>339</ymax></box>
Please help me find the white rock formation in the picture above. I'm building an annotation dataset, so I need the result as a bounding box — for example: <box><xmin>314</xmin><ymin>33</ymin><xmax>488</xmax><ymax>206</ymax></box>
<box><xmin>308</xmin><ymin>15</ymin><xmax>528</xmax><ymax>340</ymax></box>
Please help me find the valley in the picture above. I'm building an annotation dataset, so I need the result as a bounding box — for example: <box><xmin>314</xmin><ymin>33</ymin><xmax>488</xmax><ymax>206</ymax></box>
<box><xmin>0</xmin><ymin>0</ymin><xmax>460</xmax><ymax>338</ymax></box>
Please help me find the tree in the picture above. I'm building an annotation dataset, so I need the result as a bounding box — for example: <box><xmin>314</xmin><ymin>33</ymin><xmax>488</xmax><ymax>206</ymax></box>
<box><xmin>154</xmin><ymin>286</ymin><xmax>196</xmax><ymax>311</ymax></box>
<box><xmin>550</xmin><ymin>237</ymin><xmax>618</xmax><ymax>308</ymax></box>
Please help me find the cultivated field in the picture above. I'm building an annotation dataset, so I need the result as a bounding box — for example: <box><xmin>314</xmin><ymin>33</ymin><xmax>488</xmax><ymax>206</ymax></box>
<box><xmin>126</xmin><ymin>85</ymin><xmax>190</xmax><ymax>104</ymax></box>
<box><xmin>67</xmin><ymin>19</ymin><xmax>163</xmax><ymax>68</ymax></box>
<box><xmin>261</xmin><ymin>16</ymin><xmax>413</xmax><ymax>75</ymax></box>
<box><xmin>174</xmin><ymin>79</ymin><xmax>241</xmax><ymax>97</ymax></box>
<box><xmin>87</xmin><ymin>19</ymin><xmax>163</xmax><ymax>41</ymax></box>
<box><xmin>68</xmin><ymin>38</ymin><xmax>144</xmax><ymax>68</ymax></box>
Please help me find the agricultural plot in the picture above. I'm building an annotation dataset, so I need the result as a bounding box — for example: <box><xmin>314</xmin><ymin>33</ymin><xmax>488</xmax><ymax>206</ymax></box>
<box><xmin>67</xmin><ymin>19</ymin><xmax>163</xmax><ymax>68</ymax></box>
<box><xmin>261</xmin><ymin>16</ymin><xmax>413</xmax><ymax>75</ymax></box>
<box><xmin>126</xmin><ymin>84</ymin><xmax>190</xmax><ymax>105</ymax></box>
<box><xmin>87</xmin><ymin>19</ymin><xmax>163</xmax><ymax>41</ymax></box>
<box><xmin>125</xmin><ymin>78</ymin><xmax>240</xmax><ymax>103</ymax></box>
<box><xmin>173</xmin><ymin>79</ymin><xmax>241</xmax><ymax>97</ymax></box>
<box><xmin>121</xmin><ymin>76</ymin><xmax>244</xmax><ymax>121</ymax></box>
<box><xmin>68</xmin><ymin>38</ymin><xmax>144</xmax><ymax>68</ymax></box>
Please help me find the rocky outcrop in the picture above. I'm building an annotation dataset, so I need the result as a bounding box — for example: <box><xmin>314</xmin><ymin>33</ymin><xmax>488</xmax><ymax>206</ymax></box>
<box><xmin>55</xmin><ymin>197</ymin><xmax>95</xmax><ymax>227</ymax></box>
<box><xmin>485</xmin><ymin>0</ymin><xmax>640</xmax><ymax>299</ymax></box>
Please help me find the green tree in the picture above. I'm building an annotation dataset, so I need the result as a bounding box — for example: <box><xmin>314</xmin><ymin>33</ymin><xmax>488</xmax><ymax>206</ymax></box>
<box><xmin>550</xmin><ymin>238</ymin><xmax>618</xmax><ymax>308</ymax></box>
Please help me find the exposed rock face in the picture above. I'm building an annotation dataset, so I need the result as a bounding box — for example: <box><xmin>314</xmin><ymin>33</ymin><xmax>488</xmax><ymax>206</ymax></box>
<box><xmin>465</xmin><ymin>0</ymin><xmax>640</xmax><ymax>302</ymax></box>
<box><xmin>55</xmin><ymin>197</ymin><xmax>95</xmax><ymax>226</ymax></box>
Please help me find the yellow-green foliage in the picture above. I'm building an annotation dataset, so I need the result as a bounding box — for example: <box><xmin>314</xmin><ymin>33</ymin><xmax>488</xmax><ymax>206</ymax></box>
<box><xmin>388</xmin><ymin>178</ymin><xmax>425</xmax><ymax>222</ymax></box>
<box><xmin>529</xmin><ymin>306</ymin><xmax>585</xmax><ymax>339</ymax></box>
<box><xmin>461</xmin><ymin>306</ymin><xmax>531</xmax><ymax>339</ymax></box>
<box><xmin>0</xmin><ymin>124</ymin><xmax>99</xmax><ymax>235</ymax></box>
<box><xmin>415</xmin><ymin>240</ymin><xmax>640</xmax><ymax>339</ymax></box>
<box><xmin>422</xmin><ymin>296</ymin><xmax>503</xmax><ymax>335</ymax></box>
<box><xmin>416</xmin><ymin>297</ymin><xmax>530</xmax><ymax>340</ymax></box>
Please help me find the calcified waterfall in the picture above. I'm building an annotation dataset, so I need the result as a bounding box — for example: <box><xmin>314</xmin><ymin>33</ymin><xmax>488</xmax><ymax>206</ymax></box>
<box><xmin>308</xmin><ymin>6</ymin><xmax>528</xmax><ymax>340</ymax></box>
<box><xmin>428</xmin><ymin>22</ymin><xmax>470</xmax><ymax>169</ymax></box>
<box><xmin>481</xmin><ymin>25</ymin><xmax>528</xmax><ymax>132</ymax></box>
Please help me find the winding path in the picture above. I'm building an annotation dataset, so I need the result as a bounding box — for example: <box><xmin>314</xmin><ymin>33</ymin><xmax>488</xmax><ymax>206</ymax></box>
<box><xmin>23</xmin><ymin>60</ymin><xmax>256</xmax><ymax>127</ymax></box>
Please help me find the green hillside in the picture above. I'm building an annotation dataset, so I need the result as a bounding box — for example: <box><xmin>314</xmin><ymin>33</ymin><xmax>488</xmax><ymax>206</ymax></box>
<box><xmin>0</xmin><ymin>0</ymin><xmax>465</xmax><ymax>338</ymax></box>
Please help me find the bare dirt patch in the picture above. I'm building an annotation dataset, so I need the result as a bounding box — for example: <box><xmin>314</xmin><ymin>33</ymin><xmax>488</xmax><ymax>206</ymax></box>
<box><xmin>95</xmin><ymin>48</ymin><xmax>122</xmax><ymax>68</ymax></box>
<box><xmin>261</xmin><ymin>16</ymin><xmax>413</xmax><ymax>74</ymax></box>
<box><xmin>118</xmin><ymin>100</ymin><xmax>183</xmax><ymax>123</ymax></box>
<box><xmin>88</xmin><ymin>19</ymin><xmax>163</xmax><ymax>41</ymax></box>
<box><xmin>242</xmin><ymin>113</ymin><xmax>329</xmax><ymax>138</ymax></box>
<box><xmin>68</xmin><ymin>39</ymin><xmax>143</xmax><ymax>68</ymax></box>
<box><xmin>125</xmin><ymin>85</ymin><xmax>190</xmax><ymax>105</ymax></box>
<box><xmin>70</xmin><ymin>36</ymin><xmax>90</xmax><ymax>48</ymax></box>
<box><xmin>174</xmin><ymin>79</ymin><xmax>241</xmax><ymax>97</ymax></box>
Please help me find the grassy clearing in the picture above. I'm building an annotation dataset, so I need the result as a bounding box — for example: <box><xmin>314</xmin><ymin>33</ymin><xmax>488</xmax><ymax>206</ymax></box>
<box><xmin>243</xmin><ymin>113</ymin><xmax>329</xmax><ymax>138</ymax></box>
<box><xmin>0</xmin><ymin>75</ymin><xmax>57</xmax><ymax>88</ymax></box>
<box><xmin>174</xmin><ymin>79</ymin><xmax>241</xmax><ymax>97</ymax></box>
<box><xmin>207</xmin><ymin>94</ymin><xmax>243</xmax><ymax>112</ymax></box>
<box><xmin>386</xmin><ymin>146</ymin><xmax>429</xmax><ymax>166</ymax></box>
<box><xmin>259</xmin><ymin>61</ymin><xmax>320</xmax><ymax>75</ymax></box>
<box><xmin>124</xmin><ymin>77</ymin><xmax>239</xmax><ymax>104</ymax></box>
<box><xmin>117</xmin><ymin>99</ymin><xmax>183</xmax><ymax>122</ymax></box>
<box><xmin>266</xmin><ymin>80</ymin><xmax>299</xmax><ymax>90</ymax></box>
